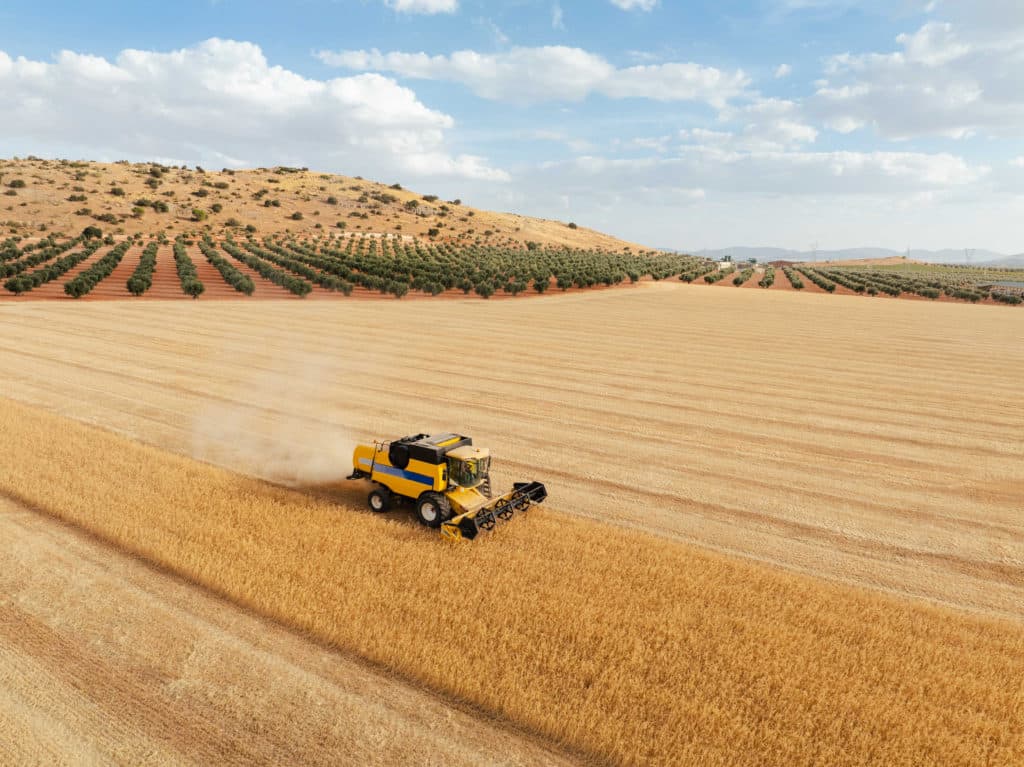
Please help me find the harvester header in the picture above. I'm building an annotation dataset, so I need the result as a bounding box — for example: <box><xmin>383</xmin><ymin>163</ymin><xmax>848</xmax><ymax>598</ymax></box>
<box><xmin>346</xmin><ymin>433</ymin><xmax>546</xmax><ymax>540</ymax></box>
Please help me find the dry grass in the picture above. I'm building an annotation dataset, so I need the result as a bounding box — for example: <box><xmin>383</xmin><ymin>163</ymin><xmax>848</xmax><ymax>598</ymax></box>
<box><xmin>0</xmin><ymin>157</ymin><xmax>642</xmax><ymax>250</ymax></box>
<box><xmin>1</xmin><ymin>397</ymin><xmax>1022</xmax><ymax>766</ymax></box>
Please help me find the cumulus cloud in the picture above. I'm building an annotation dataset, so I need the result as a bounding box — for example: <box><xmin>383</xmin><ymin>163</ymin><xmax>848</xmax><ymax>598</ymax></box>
<box><xmin>715</xmin><ymin>98</ymin><xmax>819</xmax><ymax>150</ymax></box>
<box><xmin>609</xmin><ymin>0</ymin><xmax>658</xmax><ymax>10</ymax></box>
<box><xmin>318</xmin><ymin>46</ymin><xmax>749</xmax><ymax>107</ymax></box>
<box><xmin>810</xmin><ymin>14</ymin><xmax>1024</xmax><ymax>139</ymax></box>
<box><xmin>0</xmin><ymin>39</ymin><xmax>507</xmax><ymax>181</ymax></box>
<box><xmin>542</xmin><ymin>147</ymin><xmax>986</xmax><ymax>198</ymax></box>
<box><xmin>774</xmin><ymin>63</ymin><xmax>792</xmax><ymax>78</ymax></box>
<box><xmin>384</xmin><ymin>0</ymin><xmax>457</xmax><ymax>14</ymax></box>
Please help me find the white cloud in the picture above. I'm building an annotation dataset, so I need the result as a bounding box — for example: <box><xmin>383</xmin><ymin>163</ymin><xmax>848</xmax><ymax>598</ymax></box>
<box><xmin>811</xmin><ymin>16</ymin><xmax>1024</xmax><ymax>139</ymax></box>
<box><xmin>609</xmin><ymin>0</ymin><xmax>658</xmax><ymax>10</ymax></box>
<box><xmin>0</xmin><ymin>39</ymin><xmax>507</xmax><ymax>182</ymax></box>
<box><xmin>475</xmin><ymin>18</ymin><xmax>510</xmax><ymax>46</ymax></box>
<box><xmin>774</xmin><ymin>63</ymin><xmax>792</xmax><ymax>78</ymax></box>
<box><xmin>552</xmin><ymin>3</ymin><xmax>565</xmax><ymax>30</ymax></box>
<box><xmin>384</xmin><ymin>0</ymin><xmax>457</xmax><ymax>14</ymax></box>
<box><xmin>471</xmin><ymin>142</ymin><xmax>999</xmax><ymax>252</ymax></box>
<box><xmin>537</xmin><ymin>146</ymin><xmax>987</xmax><ymax>200</ymax></box>
<box><xmin>717</xmin><ymin>98</ymin><xmax>819</xmax><ymax>150</ymax></box>
<box><xmin>629</xmin><ymin>135</ymin><xmax>672</xmax><ymax>153</ymax></box>
<box><xmin>317</xmin><ymin>46</ymin><xmax>750</xmax><ymax>106</ymax></box>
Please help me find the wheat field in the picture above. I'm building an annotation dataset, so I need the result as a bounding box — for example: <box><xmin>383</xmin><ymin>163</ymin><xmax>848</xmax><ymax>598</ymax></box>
<box><xmin>1</xmin><ymin>398</ymin><xmax>1022</xmax><ymax>765</ymax></box>
<box><xmin>0</xmin><ymin>283</ymin><xmax>1020</xmax><ymax>617</ymax></box>
<box><xmin>0</xmin><ymin>283</ymin><xmax>1022</xmax><ymax>764</ymax></box>
<box><xmin>0</xmin><ymin>495</ymin><xmax>574</xmax><ymax>767</ymax></box>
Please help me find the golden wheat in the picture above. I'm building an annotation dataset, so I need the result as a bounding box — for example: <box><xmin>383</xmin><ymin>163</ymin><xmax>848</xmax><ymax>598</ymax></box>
<box><xmin>0</xmin><ymin>288</ymin><xmax>1020</xmax><ymax>618</ymax></box>
<box><xmin>1</xmin><ymin>398</ymin><xmax>1021</xmax><ymax>766</ymax></box>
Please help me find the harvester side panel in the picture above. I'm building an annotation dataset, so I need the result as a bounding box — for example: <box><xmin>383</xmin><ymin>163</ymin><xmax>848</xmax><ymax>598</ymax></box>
<box><xmin>352</xmin><ymin>444</ymin><xmax>445</xmax><ymax>497</ymax></box>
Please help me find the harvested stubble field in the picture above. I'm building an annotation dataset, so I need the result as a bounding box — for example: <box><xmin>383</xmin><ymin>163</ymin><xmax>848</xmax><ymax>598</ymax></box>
<box><xmin>1</xmin><ymin>283</ymin><xmax>1022</xmax><ymax>765</ymax></box>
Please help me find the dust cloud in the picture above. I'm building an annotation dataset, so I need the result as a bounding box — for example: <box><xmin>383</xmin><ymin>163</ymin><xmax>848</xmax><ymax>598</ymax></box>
<box><xmin>190</xmin><ymin>351</ymin><xmax>354</xmax><ymax>486</ymax></box>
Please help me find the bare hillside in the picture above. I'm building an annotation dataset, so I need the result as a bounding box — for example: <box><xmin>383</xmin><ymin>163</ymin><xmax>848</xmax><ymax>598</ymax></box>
<box><xmin>0</xmin><ymin>157</ymin><xmax>645</xmax><ymax>251</ymax></box>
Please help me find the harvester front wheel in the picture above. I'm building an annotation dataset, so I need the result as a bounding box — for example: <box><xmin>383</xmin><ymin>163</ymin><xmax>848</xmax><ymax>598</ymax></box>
<box><xmin>415</xmin><ymin>492</ymin><xmax>451</xmax><ymax>528</ymax></box>
<box><xmin>368</xmin><ymin>488</ymin><xmax>393</xmax><ymax>513</ymax></box>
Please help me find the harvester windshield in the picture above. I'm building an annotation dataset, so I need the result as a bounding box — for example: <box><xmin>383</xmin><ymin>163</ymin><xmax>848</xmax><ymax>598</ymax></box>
<box><xmin>447</xmin><ymin>449</ymin><xmax>490</xmax><ymax>488</ymax></box>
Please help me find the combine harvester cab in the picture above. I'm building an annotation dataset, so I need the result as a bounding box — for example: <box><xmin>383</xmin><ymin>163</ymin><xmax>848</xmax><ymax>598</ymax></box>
<box><xmin>346</xmin><ymin>433</ymin><xmax>546</xmax><ymax>540</ymax></box>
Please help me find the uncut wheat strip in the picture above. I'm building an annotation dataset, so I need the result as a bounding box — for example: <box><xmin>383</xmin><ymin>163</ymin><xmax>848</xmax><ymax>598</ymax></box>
<box><xmin>1</xmin><ymin>399</ymin><xmax>1023</xmax><ymax>767</ymax></box>
<box><xmin>0</xmin><ymin>502</ymin><xmax>576</xmax><ymax>767</ymax></box>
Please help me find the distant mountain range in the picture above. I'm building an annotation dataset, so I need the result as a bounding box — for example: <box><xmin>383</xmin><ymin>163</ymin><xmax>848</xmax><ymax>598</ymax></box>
<box><xmin>681</xmin><ymin>246</ymin><xmax>1024</xmax><ymax>268</ymax></box>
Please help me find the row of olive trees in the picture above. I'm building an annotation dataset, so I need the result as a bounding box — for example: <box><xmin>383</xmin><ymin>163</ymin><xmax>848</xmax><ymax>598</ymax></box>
<box><xmin>173</xmin><ymin>238</ymin><xmax>205</xmax><ymax>298</ymax></box>
<box><xmin>127</xmin><ymin>242</ymin><xmax>160</xmax><ymax>296</ymax></box>
<box><xmin>4</xmin><ymin>241</ymin><xmax>102</xmax><ymax>294</ymax></box>
<box><xmin>1</xmin><ymin>237</ymin><xmax>82</xmax><ymax>278</ymax></box>
<box><xmin>258</xmin><ymin>233</ymin><xmax>713</xmax><ymax>299</ymax></box>
<box><xmin>198</xmin><ymin>236</ymin><xmax>255</xmax><ymax>295</ymax></box>
<box><xmin>220</xmin><ymin>238</ymin><xmax>312</xmax><ymax>297</ymax></box>
<box><xmin>64</xmin><ymin>240</ymin><xmax>133</xmax><ymax>298</ymax></box>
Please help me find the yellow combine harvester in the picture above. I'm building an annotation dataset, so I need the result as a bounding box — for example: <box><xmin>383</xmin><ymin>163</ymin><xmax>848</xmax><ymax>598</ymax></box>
<box><xmin>346</xmin><ymin>433</ymin><xmax>547</xmax><ymax>540</ymax></box>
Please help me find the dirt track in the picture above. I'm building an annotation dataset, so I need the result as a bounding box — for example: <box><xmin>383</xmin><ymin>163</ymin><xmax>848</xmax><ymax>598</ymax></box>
<box><xmin>0</xmin><ymin>496</ymin><xmax>575</xmax><ymax>766</ymax></box>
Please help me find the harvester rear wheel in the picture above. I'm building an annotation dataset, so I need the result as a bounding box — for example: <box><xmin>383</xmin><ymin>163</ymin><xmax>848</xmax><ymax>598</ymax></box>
<box><xmin>368</xmin><ymin>488</ymin><xmax>392</xmax><ymax>513</ymax></box>
<box><xmin>415</xmin><ymin>492</ymin><xmax>451</xmax><ymax>528</ymax></box>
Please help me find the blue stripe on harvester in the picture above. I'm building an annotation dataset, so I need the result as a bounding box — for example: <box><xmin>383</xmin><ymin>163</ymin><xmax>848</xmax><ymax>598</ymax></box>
<box><xmin>358</xmin><ymin>457</ymin><xmax>434</xmax><ymax>486</ymax></box>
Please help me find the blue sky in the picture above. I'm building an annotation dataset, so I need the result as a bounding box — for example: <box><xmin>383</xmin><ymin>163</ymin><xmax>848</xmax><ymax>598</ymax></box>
<box><xmin>2</xmin><ymin>0</ymin><xmax>1023</xmax><ymax>251</ymax></box>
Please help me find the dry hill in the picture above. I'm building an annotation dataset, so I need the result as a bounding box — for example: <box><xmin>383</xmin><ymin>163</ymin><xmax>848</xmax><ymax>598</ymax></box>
<box><xmin>0</xmin><ymin>156</ymin><xmax>644</xmax><ymax>251</ymax></box>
